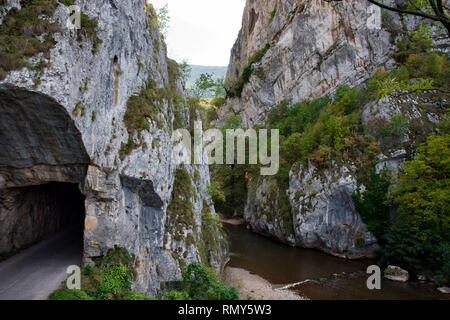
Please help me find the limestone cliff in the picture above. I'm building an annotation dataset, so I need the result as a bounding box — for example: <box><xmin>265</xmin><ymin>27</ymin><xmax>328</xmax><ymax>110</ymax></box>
<box><xmin>0</xmin><ymin>0</ymin><xmax>226</xmax><ymax>296</ymax></box>
<box><xmin>221</xmin><ymin>0</ymin><xmax>448</xmax><ymax>258</ymax></box>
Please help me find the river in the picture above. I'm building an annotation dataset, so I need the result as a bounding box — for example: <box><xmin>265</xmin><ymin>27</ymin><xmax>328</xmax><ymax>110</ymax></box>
<box><xmin>224</xmin><ymin>224</ymin><xmax>449</xmax><ymax>300</ymax></box>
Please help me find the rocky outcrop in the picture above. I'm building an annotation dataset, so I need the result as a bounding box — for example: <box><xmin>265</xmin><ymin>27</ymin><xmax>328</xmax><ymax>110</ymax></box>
<box><xmin>245</xmin><ymin>163</ymin><xmax>379</xmax><ymax>258</ymax></box>
<box><xmin>289</xmin><ymin>164</ymin><xmax>378</xmax><ymax>258</ymax></box>
<box><xmin>384</xmin><ymin>265</ymin><xmax>409</xmax><ymax>282</ymax></box>
<box><xmin>0</xmin><ymin>0</ymin><xmax>226</xmax><ymax>296</ymax></box>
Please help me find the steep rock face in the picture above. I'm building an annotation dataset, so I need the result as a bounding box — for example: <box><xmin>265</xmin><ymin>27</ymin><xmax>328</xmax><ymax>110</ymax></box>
<box><xmin>0</xmin><ymin>0</ymin><xmax>226</xmax><ymax>296</ymax></box>
<box><xmin>219</xmin><ymin>0</ymin><xmax>446</xmax><ymax>127</ymax></box>
<box><xmin>220</xmin><ymin>0</ymin><xmax>393</xmax><ymax>127</ymax></box>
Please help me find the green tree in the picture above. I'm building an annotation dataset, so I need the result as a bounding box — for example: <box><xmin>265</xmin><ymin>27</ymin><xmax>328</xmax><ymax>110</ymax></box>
<box><xmin>164</xmin><ymin>263</ymin><xmax>239</xmax><ymax>300</ymax></box>
<box><xmin>180</xmin><ymin>60</ymin><xmax>192</xmax><ymax>83</ymax></box>
<box><xmin>156</xmin><ymin>3</ymin><xmax>170</xmax><ymax>37</ymax></box>
<box><xmin>393</xmin><ymin>133</ymin><xmax>450</xmax><ymax>232</ymax></box>
<box><xmin>353</xmin><ymin>168</ymin><xmax>391</xmax><ymax>241</ymax></box>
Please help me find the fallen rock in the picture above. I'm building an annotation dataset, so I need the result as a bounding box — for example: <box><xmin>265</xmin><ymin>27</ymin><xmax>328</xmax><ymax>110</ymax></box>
<box><xmin>384</xmin><ymin>266</ymin><xmax>409</xmax><ymax>282</ymax></box>
<box><xmin>437</xmin><ymin>287</ymin><xmax>450</xmax><ymax>294</ymax></box>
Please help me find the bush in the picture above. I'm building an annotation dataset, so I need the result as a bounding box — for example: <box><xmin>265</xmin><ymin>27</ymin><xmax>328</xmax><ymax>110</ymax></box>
<box><xmin>333</xmin><ymin>85</ymin><xmax>364</xmax><ymax>115</ymax></box>
<box><xmin>393</xmin><ymin>133</ymin><xmax>450</xmax><ymax>232</ymax></box>
<box><xmin>183</xmin><ymin>263</ymin><xmax>239</xmax><ymax>300</ymax></box>
<box><xmin>226</xmin><ymin>44</ymin><xmax>270</xmax><ymax>98</ymax></box>
<box><xmin>0</xmin><ymin>1</ymin><xmax>101</xmax><ymax>80</ymax></box>
<box><xmin>379</xmin><ymin>217</ymin><xmax>450</xmax><ymax>285</ymax></box>
<box><xmin>353</xmin><ymin>168</ymin><xmax>391</xmax><ymax>242</ymax></box>
<box><xmin>50</xmin><ymin>247</ymin><xmax>154</xmax><ymax>300</ymax></box>
<box><xmin>378</xmin><ymin>132</ymin><xmax>450</xmax><ymax>285</ymax></box>
<box><xmin>164</xmin><ymin>263</ymin><xmax>239</xmax><ymax>300</ymax></box>
<box><xmin>163</xmin><ymin>290</ymin><xmax>191</xmax><ymax>300</ymax></box>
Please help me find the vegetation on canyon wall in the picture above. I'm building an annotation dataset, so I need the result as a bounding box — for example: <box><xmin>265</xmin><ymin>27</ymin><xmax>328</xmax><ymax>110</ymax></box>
<box><xmin>225</xmin><ymin>43</ymin><xmax>271</xmax><ymax>98</ymax></box>
<box><xmin>0</xmin><ymin>0</ymin><xmax>100</xmax><ymax>80</ymax></box>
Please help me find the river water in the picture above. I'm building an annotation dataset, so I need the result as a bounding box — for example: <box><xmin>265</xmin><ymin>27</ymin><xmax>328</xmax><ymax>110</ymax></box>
<box><xmin>224</xmin><ymin>224</ymin><xmax>449</xmax><ymax>300</ymax></box>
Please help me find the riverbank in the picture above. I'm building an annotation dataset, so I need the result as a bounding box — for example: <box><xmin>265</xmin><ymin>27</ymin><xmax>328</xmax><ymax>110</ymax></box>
<box><xmin>223</xmin><ymin>267</ymin><xmax>307</xmax><ymax>300</ymax></box>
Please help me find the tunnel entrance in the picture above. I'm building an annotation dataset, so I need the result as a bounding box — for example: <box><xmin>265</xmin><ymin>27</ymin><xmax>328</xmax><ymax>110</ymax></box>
<box><xmin>0</xmin><ymin>84</ymin><xmax>91</xmax><ymax>260</ymax></box>
<box><xmin>0</xmin><ymin>182</ymin><xmax>86</xmax><ymax>257</ymax></box>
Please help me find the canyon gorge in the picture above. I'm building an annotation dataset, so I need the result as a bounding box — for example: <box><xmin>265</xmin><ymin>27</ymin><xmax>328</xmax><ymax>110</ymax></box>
<box><xmin>0</xmin><ymin>0</ymin><xmax>449</xmax><ymax>300</ymax></box>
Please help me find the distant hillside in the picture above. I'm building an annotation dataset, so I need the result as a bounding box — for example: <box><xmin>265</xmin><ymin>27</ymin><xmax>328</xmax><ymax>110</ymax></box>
<box><xmin>186</xmin><ymin>65</ymin><xmax>227</xmax><ymax>90</ymax></box>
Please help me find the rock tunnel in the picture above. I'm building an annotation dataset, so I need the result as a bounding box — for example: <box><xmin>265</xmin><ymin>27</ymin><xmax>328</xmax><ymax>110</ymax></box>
<box><xmin>0</xmin><ymin>84</ymin><xmax>90</xmax><ymax>256</ymax></box>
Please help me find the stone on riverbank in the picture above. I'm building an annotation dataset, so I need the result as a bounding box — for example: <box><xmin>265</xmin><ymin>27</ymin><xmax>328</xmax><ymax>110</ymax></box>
<box><xmin>437</xmin><ymin>287</ymin><xmax>450</xmax><ymax>294</ymax></box>
<box><xmin>384</xmin><ymin>266</ymin><xmax>409</xmax><ymax>282</ymax></box>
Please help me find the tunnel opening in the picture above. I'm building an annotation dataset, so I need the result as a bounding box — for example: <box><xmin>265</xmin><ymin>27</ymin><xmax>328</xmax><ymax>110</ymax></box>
<box><xmin>0</xmin><ymin>182</ymin><xmax>86</xmax><ymax>259</ymax></box>
<box><xmin>0</xmin><ymin>84</ymin><xmax>90</xmax><ymax>263</ymax></box>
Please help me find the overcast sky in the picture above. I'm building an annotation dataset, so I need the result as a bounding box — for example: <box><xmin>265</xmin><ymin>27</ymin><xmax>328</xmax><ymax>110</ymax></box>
<box><xmin>149</xmin><ymin>0</ymin><xmax>246</xmax><ymax>66</ymax></box>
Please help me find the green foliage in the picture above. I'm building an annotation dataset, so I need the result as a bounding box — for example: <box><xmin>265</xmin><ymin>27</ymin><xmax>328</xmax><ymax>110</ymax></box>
<box><xmin>0</xmin><ymin>1</ymin><xmax>101</xmax><ymax>80</ymax></box>
<box><xmin>269</xmin><ymin>98</ymin><xmax>330</xmax><ymax>137</ymax></box>
<box><xmin>0</xmin><ymin>0</ymin><xmax>62</xmax><ymax>79</ymax></box>
<box><xmin>206</xmin><ymin>181</ymin><xmax>226</xmax><ymax>203</ymax></box>
<box><xmin>165</xmin><ymin>263</ymin><xmax>238</xmax><ymax>300</ymax></box>
<box><xmin>121</xmin><ymin>78</ymin><xmax>183</xmax><ymax>158</ymax></box>
<box><xmin>375</xmin><ymin>35</ymin><xmax>450</xmax><ymax>101</ymax></box>
<box><xmin>367</xmin><ymin>114</ymin><xmax>409</xmax><ymax>152</ymax></box>
<box><xmin>226</xmin><ymin>43</ymin><xmax>270</xmax><ymax>98</ymax></box>
<box><xmin>353</xmin><ymin>168</ymin><xmax>391</xmax><ymax>242</ymax></box>
<box><xmin>198</xmin><ymin>202</ymin><xmax>228</xmax><ymax>266</ymax></box>
<box><xmin>49</xmin><ymin>289</ymin><xmax>93</xmax><ymax>301</ymax></box>
<box><xmin>268</xmin><ymin>4</ymin><xmax>277</xmax><ymax>24</ymax></box>
<box><xmin>77</xmin><ymin>12</ymin><xmax>102</xmax><ymax>54</ymax></box>
<box><xmin>209</xmin><ymin>115</ymin><xmax>248</xmax><ymax>217</ymax></box>
<box><xmin>94</xmin><ymin>264</ymin><xmax>131</xmax><ymax>300</ymax></box>
<box><xmin>270</xmin><ymin>86</ymin><xmax>366</xmax><ymax>169</ymax></box>
<box><xmin>379</xmin><ymin>217</ymin><xmax>450</xmax><ymax>285</ymax></box>
<box><xmin>190</xmin><ymin>73</ymin><xmax>218</xmax><ymax>98</ymax></box>
<box><xmin>180</xmin><ymin>60</ymin><xmax>192</xmax><ymax>83</ymax></box>
<box><xmin>122</xmin><ymin>291</ymin><xmax>156</xmax><ymax>300</ymax></box>
<box><xmin>156</xmin><ymin>3</ymin><xmax>170</xmax><ymax>37</ymax></box>
<box><xmin>163</xmin><ymin>290</ymin><xmax>191</xmax><ymax>300</ymax></box>
<box><xmin>333</xmin><ymin>85</ymin><xmax>364</xmax><ymax>115</ymax></box>
<box><xmin>164</xmin><ymin>167</ymin><xmax>197</xmax><ymax>266</ymax></box>
<box><xmin>50</xmin><ymin>247</ymin><xmax>155</xmax><ymax>300</ymax></box>
<box><xmin>393</xmin><ymin>133</ymin><xmax>450</xmax><ymax>232</ymax></box>
<box><xmin>372</xmin><ymin>128</ymin><xmax>450</xmax><ymax>286</ymax></box>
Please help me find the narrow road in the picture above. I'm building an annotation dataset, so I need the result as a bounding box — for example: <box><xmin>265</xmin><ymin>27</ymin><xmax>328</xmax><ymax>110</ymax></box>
<box><xmin>0</xmin><ymin>228</ymin><xmax>83</xmax><ymax>300</ymax></box>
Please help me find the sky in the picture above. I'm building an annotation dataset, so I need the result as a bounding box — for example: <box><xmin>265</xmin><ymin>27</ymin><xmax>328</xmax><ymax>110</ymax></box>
<box><xmin>149</xmin><ymin>0</ymin><xmax>246</xmax><ymax>66</ymax></box>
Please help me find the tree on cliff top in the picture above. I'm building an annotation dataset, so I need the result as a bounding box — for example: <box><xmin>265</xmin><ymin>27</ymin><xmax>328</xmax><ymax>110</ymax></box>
<box><xmin>325</xmin><ymin>0</ymin><xmax>450</xmax><ymax>36</ymax></box>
